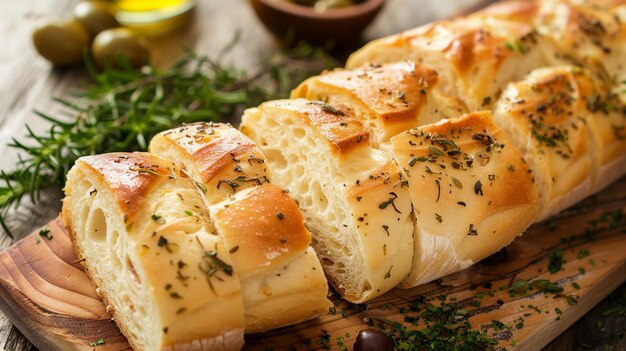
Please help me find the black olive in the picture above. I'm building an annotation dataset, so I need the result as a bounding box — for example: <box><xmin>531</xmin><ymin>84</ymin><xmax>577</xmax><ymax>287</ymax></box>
<box><xmin>353</xmin><ymin>329</ymin><xmax>394</xmax><ymax>351</ymax></box>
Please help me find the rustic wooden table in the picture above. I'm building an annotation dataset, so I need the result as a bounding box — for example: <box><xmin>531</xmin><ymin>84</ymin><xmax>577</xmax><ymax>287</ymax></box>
<box><xmin>0</xmin><ymin>0</ymin><xmax>624</xmax><ymax>350</ymax></box>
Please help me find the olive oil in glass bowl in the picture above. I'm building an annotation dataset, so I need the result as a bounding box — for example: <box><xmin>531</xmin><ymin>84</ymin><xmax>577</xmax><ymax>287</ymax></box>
<box><xmin>114</xmin><ymin>0</ymin><xmax>195</xmax><ymax>26</ymax></box>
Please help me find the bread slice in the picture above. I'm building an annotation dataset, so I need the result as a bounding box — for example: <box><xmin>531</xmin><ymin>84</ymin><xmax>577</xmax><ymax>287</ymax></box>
<box><xmin>492</xmin><ymin>65</ymin><xmax>622</xmax><ymax>220</ymax></box>
<box><xmin>547</xmin><ymin>66</ymin><xmax>626</xmax><ymax>195</ymax></box>
<box><xmin>346</xmin><ymin>16</ymin><xmax>567</xmax><ymax>111</ymax></box>
<box><xmin>240</xmin><ymin>99</ymin><xmax>414</xmax><ymax>303</ymax></box>
<box><xmin>62</xmin><ymin>153</ymin><xmax>245</xmax><ymax>351</ymax></box>
<box><xmin>149</xmin><ymin>123</ymin><xmax>270</xmax><ymax>206</ymax></box>
<box><xmin>149</xmin><ymin>123</ymin><xmax>331</xmax><ymax>332</ymax></box>
<box><xmin>209</xmin><ymin>184</ymin><xmax>330</xmax><ymax>332</ymax></box>
<box><xmin>475</xmin><ymin>0</ymin><xmax>626</xmax><ymax>103</ymax></box>
<box><xmin>292</xmin><ymin>60</ymin><xmax>467</xmax><ymax>146</ymax></box>
<box><xmin>390</xmin><ymin>111</ymin><xmax>539</xmax><ymax>286</ymax></box>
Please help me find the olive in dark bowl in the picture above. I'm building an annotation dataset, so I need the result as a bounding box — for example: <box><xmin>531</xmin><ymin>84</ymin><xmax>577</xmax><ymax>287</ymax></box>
<box><xmin>249</xmin><ymin>0</ymin><xmax>385</xmax><ymax>46</ymax></box>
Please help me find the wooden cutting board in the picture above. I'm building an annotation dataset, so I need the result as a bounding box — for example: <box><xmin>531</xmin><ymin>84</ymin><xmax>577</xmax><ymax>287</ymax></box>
<box><xmin>0</xmin><ymin>177</ymin><xmax>625</xmax><ymax>351</ymax></box>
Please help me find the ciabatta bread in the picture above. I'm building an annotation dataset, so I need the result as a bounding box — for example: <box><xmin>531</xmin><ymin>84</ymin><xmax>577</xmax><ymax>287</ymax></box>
<box><xmin>62</xmin><ymin>153</ymin><xmax>245</xmax><ymax>351</ymax></box>
<box><xmin>149</xmin><ymin>123</ymin><xmax>331</xmax><ymax>332</ymax></box>
<box><xmin>240</xmin><ymin>99</ymin><xmax>414</xmax><ymax>303</ymax></box>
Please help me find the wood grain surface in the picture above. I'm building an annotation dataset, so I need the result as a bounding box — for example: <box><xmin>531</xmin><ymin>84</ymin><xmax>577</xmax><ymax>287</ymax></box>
<box><xmin>0</xmin><ymin>218</ymin><xmax>130</xmax><ymax>351</ymax></box>
<box><xmin>0</xmin><ymin>0</ymin><xmax>625</xmax><ymax>350</ymax></box>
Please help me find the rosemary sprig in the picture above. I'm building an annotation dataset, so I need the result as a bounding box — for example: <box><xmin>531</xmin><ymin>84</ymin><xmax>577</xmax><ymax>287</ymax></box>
<box><xmin>0</xmin><ymin>37</ymin><xmax>339</xmax><ymax>237</ymax></box>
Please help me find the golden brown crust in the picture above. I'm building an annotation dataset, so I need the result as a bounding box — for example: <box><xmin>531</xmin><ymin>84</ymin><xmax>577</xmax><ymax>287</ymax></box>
<box><xmin>500</xmin><ymin>68</ymin><xmax>592</xmax><ymax>161</ymax></box>
<box><xmin>440</xmin><ymin>22</ymin><xmax>525</xmax><ymax>76</ymax></box>
<box><xmin>391</xmin><ymin>111</ymin><xmax>539</xmax><ymax>277</ymax></box>
<box><xmin>477</xmin><ymin>0</ymin><xmax>537</xmax><ymax>23</ymax></box>
<box><xmin>79</xmin><ymin>152</ymin><xmax>174</xmax><ymax>223</ymax></box>
<box><xmin>293</xmin><ymin>61</ymin><xmax>438</xmax><ymax>134</ymax></box>
<box><xmin>493</xmin><ymin>65</ymin><xmax>623</xmax><ymax>218</ymax></box>
<box><xmin>477</xmin><ymin>0</ymin><xmax>626</xmax><ymax>79</ymax></box>
<box><xmin>262</xmin><ymin>99</ymin><xmax>370</xmax><ymax>155</ymax></box>
<box><xmin>351</xmin><ymin>17</ymin><xmax>537</xmax><ymax>74</ymax></box>
<box><xmin>347</xmin><ymin>15</ymin><xmax>561</xmax><ymax>113</ymax></box>
<box><xmin>210</xmin><ymin>183</ymin><xmax>331</xmax><ymax>333</ymax></box>
<box><xmin>210</xmin><ymin>184</ymin><xmax>311</xmax><ymax>277</ymax></box>
<box><xmin>397</xmin><ymin>112</ymin><xmax>537</xmax><ymax>213</ymax></box>
<box><xmin>155</xmin><ymin>123</ymin><xmax>269</xmax><ymax>188</ymax></box>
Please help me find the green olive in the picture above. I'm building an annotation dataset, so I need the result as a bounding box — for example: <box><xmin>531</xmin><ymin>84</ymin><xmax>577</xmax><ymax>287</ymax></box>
<box><xmin>92</xmin><ymin>28</ymin><xmax>150</xmax><ymax>69</ymax></box>
<box><xmin>73</xmin><ymin>1</ymin><xmax>119</xmax><ymax>38</ymax></box>
<box><xmin>32</xmin><ymin>20</ymin><xmax>90</xmax><ymax>66</ymax></box>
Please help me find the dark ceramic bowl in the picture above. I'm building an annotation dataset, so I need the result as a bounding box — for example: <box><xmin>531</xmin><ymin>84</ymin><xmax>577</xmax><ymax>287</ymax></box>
<box><xmin>250</xmin><ymin>0</ymin><xmax>385</xmax><ymax>46</ymax></box>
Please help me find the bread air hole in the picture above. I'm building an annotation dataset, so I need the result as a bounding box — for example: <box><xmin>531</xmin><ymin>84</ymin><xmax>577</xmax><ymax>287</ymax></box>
<box><xmin>264</xmin><ymin>149</ymin><xmax>287</xmax><ymax>170</ymax></box>
<box><xmin>310</xmin><ymin>181</ymin><xmax>328</xmax><ymax>211</ymax></box>
<box><xmin>126</xmin><ymin>257</ymin><xmax>142</xmax><ymax>286</ymax></box>
<box><xmin>322</xmin><ymin>258</ymin><xmax>334</xmax><ymax>266</ymax></box>
<box><xmin>87</xmin><ymin>208</ymin><xmax>107</xmax><ymax>242</ymax></box>
<box><xmin>109</xmin><ymin>230</ymin><xmax>122</xmax><ymax>269</ymax></box>
<box><xmin>342</xmin><ymin>246</ymin><xmax>351</xmax><ymax>256</ymax></box>
<box><xmin>265</xmin><ymin>118</ymin><xmax>279</xmax><ymax>128</ymax></box>
<box><xmin>109</xmin><ymin>229</ymin><xmax>120</xmax><ymax>246</ymax></box>
<box><xmin>327</xmin><ymin>238</ymin><xmax>342</xmax><ymax>250</ymax></box>
<box><xmin>294</xmin><ymin>165</ymin><xmax>305</xmax><ymax>178</ymax></box>
<box><xmin>80</xmin><ymin>206</ymin><xmax>90</xmax><ymax>233</ymax></box>
<box><xmin>293</xmin><ymin>127</ymin><xmax>305</xmax><ymax>138</ymax></box>
<box><xmin>122</xmin><ymin>294</ymin><xmax>135</xmax><ymax>313</ymax></box>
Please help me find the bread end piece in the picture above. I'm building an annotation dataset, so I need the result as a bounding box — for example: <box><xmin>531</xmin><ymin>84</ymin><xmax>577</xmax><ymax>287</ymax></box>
<box><xmin>62</xmin><ymin>152</ymin><xmax>245</xmax><ymax>351</ymax></box>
